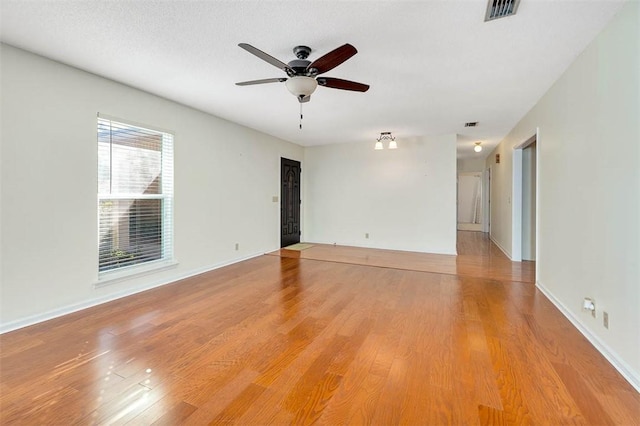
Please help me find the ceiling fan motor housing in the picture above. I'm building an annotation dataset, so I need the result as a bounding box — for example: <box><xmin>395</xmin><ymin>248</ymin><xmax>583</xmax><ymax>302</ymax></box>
<box><xmin>287</xmin><ymin>59</ymin><xmax>312</xmax><ymax>75</ymax></box>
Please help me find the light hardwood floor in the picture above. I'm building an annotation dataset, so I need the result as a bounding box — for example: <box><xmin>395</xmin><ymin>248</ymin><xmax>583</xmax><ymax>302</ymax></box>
<box><xmin>1</xmin><ymin>232</ymin><xmax>638</xmax><ymax>424</ymax></box>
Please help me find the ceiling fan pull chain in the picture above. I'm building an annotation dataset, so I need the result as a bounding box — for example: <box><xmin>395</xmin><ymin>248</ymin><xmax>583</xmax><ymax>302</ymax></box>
<box><xmin>299</xmin><ymin>101</ymin><xmax>303</xmax><ymax>130</ymax></box>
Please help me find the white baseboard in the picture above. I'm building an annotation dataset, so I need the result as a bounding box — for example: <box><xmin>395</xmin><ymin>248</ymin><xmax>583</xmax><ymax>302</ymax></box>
<box><xmin>489</xmin><ymin>234</ymin><xmax>512</xmax><ymax>260</ymax></box>
<box><xmin>306</xmin><ymin>240</ymin><xmax>457</xmax><ymax>256</ymax></box>
<box><xmin>0</xmin><ymin>251</ymin><xmax>267</xmax><ymax>334</ymax></box>
<box><xmin>536</xmin><ymin>281</ymin><xmax>640</xmax><ymax>393</ymax></box>
<box><xmin>457</xmin><ymin>223</ymin><xmax>483</xmax><ymax>231</ymax></box>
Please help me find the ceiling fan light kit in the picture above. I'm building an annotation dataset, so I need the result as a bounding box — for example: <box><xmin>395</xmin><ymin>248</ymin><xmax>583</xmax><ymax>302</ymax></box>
<box><xmin>285</xmin><ymin>76</ymin><xmax>318</xmax><ymax>98</ymax></box>
<box><xmin>236</xmin><ymin>43</ymin><xmax>370</xmax><ymax>128</ymax></box>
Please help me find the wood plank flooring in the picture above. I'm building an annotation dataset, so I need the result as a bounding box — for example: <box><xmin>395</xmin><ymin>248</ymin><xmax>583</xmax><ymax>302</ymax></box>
<box><xmin>274</xmin><ymin>231</ymin><xmax>535</xmax><ymax>283</ymax></box>
<box><xmin>1</xmin><ymin>232</ymin><xmax>638</xmax><ymax>424</ymax></box>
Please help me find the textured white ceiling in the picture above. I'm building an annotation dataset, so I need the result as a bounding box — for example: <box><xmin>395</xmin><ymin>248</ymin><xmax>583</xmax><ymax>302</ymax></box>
<box><xmin>0</xmin><ymin>0</ymin><xmax>625</xmax><ymax>159</ymax></box>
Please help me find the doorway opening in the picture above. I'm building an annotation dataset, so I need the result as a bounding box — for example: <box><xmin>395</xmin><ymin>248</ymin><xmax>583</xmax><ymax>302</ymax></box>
<box><xmin>483</xmin><ymin>167</ymin><xmax>491</xmax><ymax>234</ymax></box>
<box><xmin>512</xmin><ymin>132</ymin><xmax>537</xmax><ymax>262</ymax></box>
<box><xmin>457</xmin><ymin>172</ymin><xmax>483</xmax><ymax>231</ymax></box>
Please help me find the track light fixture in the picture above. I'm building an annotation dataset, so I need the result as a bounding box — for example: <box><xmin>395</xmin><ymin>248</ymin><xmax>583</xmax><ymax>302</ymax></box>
<box><xmin>375</xmin><ymin>132</ymin><xmax>397</xmax><ymax>150</ymax></box>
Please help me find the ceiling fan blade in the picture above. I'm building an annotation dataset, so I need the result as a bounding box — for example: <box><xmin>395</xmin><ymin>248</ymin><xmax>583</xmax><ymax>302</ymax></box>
<box><xmin>235</xmin><ymin>78</ymin><xmax>287</xmax><ymax>86</ymax></box>
<box><xmin>317</xmin><ymin>77</ymin><xmax>370</xmax><ymax>92</ymax></box>
<box><xmin>307</xmin><ymin>44</ymin><xmax>357</xmax><ymax>75</ymax></box>
<box><xmin>238</xmin><ymin>43</ymin><xmax>293</xmax><ymax>74</ymax></box>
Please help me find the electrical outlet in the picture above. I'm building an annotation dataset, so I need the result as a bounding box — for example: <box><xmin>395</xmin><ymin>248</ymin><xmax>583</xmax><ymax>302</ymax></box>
<box><xmin>583</xmin><ymin>297</ymin><xmax>596</xmax><ymax>317</ymax></box>
<box><xmin>603</xmin><ymin>312</ymin><xmax>609</xmax><ymax>329</ymax></box>
<box><xmin>235</xmin><ymin>243</ymin><xmax>239</xmax><ymax>251</ymax></box>
<box><xmin>365</xmin><ymin>233</ymin><xmax>369</xmax><ymax>239</ymax></box>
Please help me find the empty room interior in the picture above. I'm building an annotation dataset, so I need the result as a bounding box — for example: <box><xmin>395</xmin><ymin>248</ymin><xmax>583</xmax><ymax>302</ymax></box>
<box><xmin>1</xmin><ymin>0</ymin><xmax>639</xmax><ymax>424</ymax></box>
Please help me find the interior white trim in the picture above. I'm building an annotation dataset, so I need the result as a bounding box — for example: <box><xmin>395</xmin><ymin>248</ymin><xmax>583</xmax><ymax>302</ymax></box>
<box><xmin>536</xmin><ymin>280</ymin><xmax>640</xmax><ymax>393</ymax></box>
<box><xmin>95</xmin><ymin>260</ymin><xmax>179</xmax><ymax>288</ymax></box>
<box><xmin>0</xmin><ymin>251</ymin><xmax>267</xmax><ymax>334</ymax></box>
<box><xmin>307</xmin><ymin>240</ymin><xmax>458</xmax><ymax>256</ymax></box>
<box><xmin>514</xmin><ymin>133</ymin><xmax>538</xmax><ymax>151</ymax></box>
<box><xmin>457</xmin><ymin>223</ymin><xmax>483</xmax><ymax>231</ymax></box>
<box><xmin>97</xmin><ymin>112</ymin><xmax>175</xmax><ymax>136</ymax></box>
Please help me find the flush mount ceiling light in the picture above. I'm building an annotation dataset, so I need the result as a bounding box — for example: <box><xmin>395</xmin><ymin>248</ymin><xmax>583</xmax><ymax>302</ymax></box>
<box><xmin>375</xmin><ymin>132</ymin><xmax>397</xmax><ymax>150</ymax></box>
<box><xmin>474</xmin><ymin>142</ymin><xmax>483</xmax><ymax>153</ymax></box>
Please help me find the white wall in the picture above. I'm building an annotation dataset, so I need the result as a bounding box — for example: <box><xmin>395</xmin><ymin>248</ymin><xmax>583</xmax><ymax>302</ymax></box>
<box><xmin>0</xmin><ymin>44</ymin><xmax>303</xmax><ymax>329</ymax></box>
<box><xmin>486</xmin><ymin>2</ymin><xmax>639</xmax><ymax>388</ymax></box>
<box><xmin>303</xmin><ymin>135</ymin><xmax>457</xmax><ymax>254</ymax></box>
<box><xmin>457</xmin><ymin>157</ymin><xmax>486</xmax><ymax>173</ymax></box>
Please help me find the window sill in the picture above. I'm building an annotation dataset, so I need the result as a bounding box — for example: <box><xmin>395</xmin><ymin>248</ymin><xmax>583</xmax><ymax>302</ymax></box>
<box><xmin>94</xmin><ymin>259</ymin><xmax>179</xmax><ymax>288</ymax></box>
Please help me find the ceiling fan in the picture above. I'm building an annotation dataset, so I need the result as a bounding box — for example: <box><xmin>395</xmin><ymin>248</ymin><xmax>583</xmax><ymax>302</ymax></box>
<box><xmin>235</xmin><ymin>43</ymin><xmax>370</xmax><ymax>104</ymax></box>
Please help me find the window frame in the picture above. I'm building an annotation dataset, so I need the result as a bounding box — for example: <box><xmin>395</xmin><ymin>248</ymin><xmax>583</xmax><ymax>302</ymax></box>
<box><xmin>96</xmin><ymin>114</ymin><xmax>175</xmax><ymax>284</ymax></box>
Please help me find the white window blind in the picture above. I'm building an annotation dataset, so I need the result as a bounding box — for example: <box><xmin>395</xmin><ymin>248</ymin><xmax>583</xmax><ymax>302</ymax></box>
<box><xmin>97</xmin><ymin>116</ymin><xmax>174</xmax><ymax>274</ymax></box>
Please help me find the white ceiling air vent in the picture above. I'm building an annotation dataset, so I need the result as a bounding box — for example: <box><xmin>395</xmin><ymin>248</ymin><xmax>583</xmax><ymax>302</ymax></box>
<box><xmin>485</xmin><ymin>0</ymin><xmax>521</xmax><ymax>21</ymax></box>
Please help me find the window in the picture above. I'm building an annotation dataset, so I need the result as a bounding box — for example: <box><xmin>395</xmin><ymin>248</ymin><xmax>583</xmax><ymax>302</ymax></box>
<box><xmin>97</xmin><ymin>116</ymin><xmax>174</xmax><ymax>275</ymax></box>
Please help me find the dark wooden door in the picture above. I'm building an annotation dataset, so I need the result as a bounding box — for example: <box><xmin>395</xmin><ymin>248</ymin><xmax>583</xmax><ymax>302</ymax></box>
<box><xmin>281</xmin><ymin>158</ymin><xmax>301</xmax><ymax>247</ymax></box>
